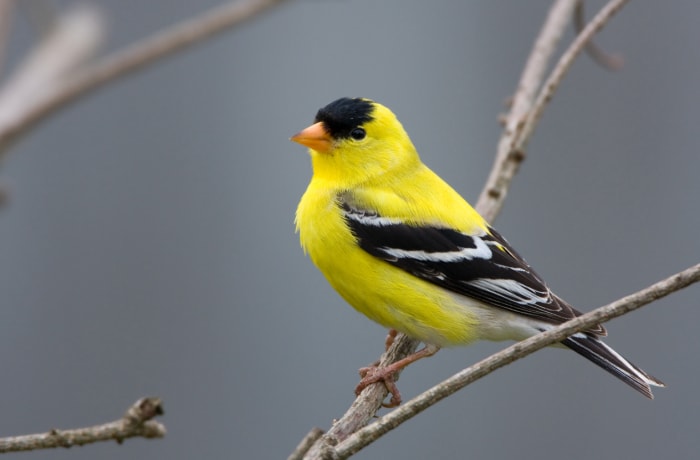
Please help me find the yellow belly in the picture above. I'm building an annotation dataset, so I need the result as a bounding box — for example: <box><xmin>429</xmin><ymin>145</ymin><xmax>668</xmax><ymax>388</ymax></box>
<box><xmin>296</xmin><ymin>184</ymin><xmax>480</xmax><ymax>347</ymax></box>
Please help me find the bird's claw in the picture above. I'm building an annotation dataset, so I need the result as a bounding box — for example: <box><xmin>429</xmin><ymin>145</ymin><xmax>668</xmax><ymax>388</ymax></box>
<box><xmin>355</xmin><ymin>365</ymin><xmax>402</xmax><ymax>407</ymax></box>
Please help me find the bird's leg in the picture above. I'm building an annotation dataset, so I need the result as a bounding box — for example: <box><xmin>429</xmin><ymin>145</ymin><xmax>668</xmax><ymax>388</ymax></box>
<box><xmin>384</xmin><ymin>329</ymin><xmax>398</xmax><ymax>350</ymax></box>
<box><xmin>356</xmin><ymin>343</ymin><xmax>440</xmax><ymax>407</ymax></box>
<box><xmin>360</xmin><ymin>329</ymin><xmax>399</xmax><ymax>371</ymax></box>
<box><xmin>357</xmin><ymin>329</ymin><xmax>408</xmax><ymax>382</ymax></box>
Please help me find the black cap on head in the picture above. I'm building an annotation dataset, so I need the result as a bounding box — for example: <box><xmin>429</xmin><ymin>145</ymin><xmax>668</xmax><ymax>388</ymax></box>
<box><xmin>314</xmin><ymin>98</ymin><xmax>374</xmax><ymax>140</ymax></box>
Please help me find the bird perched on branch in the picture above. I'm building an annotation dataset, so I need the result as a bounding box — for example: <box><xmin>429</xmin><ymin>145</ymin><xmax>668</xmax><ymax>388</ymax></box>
<box><xmin>291</xmin><ymin>97</ymin><xmax>664</xmax><ymax>406</ymax></box>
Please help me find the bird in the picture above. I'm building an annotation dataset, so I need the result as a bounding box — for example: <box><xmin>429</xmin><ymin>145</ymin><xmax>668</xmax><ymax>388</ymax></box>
<box><xmin>291</xmin><ymin>97</ymin><xmax>664</xmax><ymax>406</ymax></box>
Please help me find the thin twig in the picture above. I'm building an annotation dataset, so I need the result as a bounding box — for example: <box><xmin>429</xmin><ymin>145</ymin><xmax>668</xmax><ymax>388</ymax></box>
<box><xmin>0</xmin><ymin>0</ymin><xmax>289</xmax><ymax>157</ymax></box>
<box><xmin>335</xmin><ymin>264</ymin><xmax>700</xmax><ymax>458</ymax></box>
<box><xmin>575</xmin><ymin>0</ymin><xmax>625</xmax><ymax>71</ymax></box>
<box><xmin>287</xmin><ymin>428</ymin><xmax>324</xmax><ymax>460</ymax></box>
<box><xmin>477</xmin><ymin>0</ymin><xmax>577</xmax><ymax>222</ymax></box>
<box><xmin>0</xmin><ymin>5</ymin><xmax>104</xmax><ymax>130</ymax></box>
<box><xmin>514</xmin><ymin>0</ymin><xmax>630</xmax><ymax>149</ymax></box>
<box><xmin>0</xmin><ymin>397</ymin><xmax>166</xmax><ymax>453</ymax></box>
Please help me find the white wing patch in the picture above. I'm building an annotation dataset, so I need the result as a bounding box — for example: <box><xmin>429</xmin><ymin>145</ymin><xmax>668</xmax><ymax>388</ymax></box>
<box><xmin>380</xmin><ymin>236</ymin><xmax>492</xmax><ymax>262</ymax></box>
<box><xmin>468</xmin><ymin>278</ymin><xmax>551</xmax><ymax>306</ymax></box>
<box><xmin>343</xmin><ymin>209</ymin><xmax>399</xmax><ymax>227</ymax></box>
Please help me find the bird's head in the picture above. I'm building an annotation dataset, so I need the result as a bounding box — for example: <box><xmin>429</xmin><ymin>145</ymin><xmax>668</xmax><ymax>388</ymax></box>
<box><xmin>291</xmin><ymin>98</ymin><xmax>420</xmax><ymax>187</ymax></box>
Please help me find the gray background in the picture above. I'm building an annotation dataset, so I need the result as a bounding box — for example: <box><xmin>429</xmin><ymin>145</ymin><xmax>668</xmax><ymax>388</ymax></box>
<box><xmin>1</xmin><ymin>1</ymin><xmax>699</xmax><ymax>459</ymax></box>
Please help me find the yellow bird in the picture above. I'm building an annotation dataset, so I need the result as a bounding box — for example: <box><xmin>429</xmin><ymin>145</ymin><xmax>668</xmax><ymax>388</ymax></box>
<box><xmin>292</xmin><ymin>97</ymin><xmax>664</xmax><ymax>406</ymax></box>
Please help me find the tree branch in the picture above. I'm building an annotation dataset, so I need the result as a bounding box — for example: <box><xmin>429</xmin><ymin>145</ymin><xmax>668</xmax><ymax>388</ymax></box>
<box><xmin>575</xmin><ymin>0</ymin><xmax>625</xmax><ymax>71</ymax></box>
<box><xmin>0</xmin><ymin>5</ymin><xmax>104</xmax><ymax>133</ymax></box>
<box><xmin>299</xmin><ymin>0</ymin><xmax>633</xmax><ymax>458</ymax></box>
<box><xmin>479</xmin><ymin>0</ymin><xmax>629</xmax><ymax>222</ymax></box>
<box><xmin>476</xmin><ymin>0</ymin><xmax>578</xmax><ymax>222</ymax></box>
<box><xmin>0</xmin><ymin>397</ymin><xmax>165</xmax><ymax>453</ymax></box>
<box><xmin>514</xmin><ymin>0</ymin><xmax>630</xmax><ymax>150</ymax></box>
<box><xmin>0</xmin><ymin>0</ymin><xmax>289</xmax><ymax>157</ymax></box>
<box><xmin>288</xmin><ymin>428</ymin><xmax>324</xmax><ymax>460</ymax></box>
<box><xmin>335</xmin><ymin>264</ymin><xmax>700</xmax><ymax>458</ymax></box>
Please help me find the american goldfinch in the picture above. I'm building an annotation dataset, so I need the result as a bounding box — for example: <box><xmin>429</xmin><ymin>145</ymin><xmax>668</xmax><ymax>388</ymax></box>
<box><xmin>292</xmin><ymin>97</ymin><xmax>664</xmax><ymax>406</ymax></box>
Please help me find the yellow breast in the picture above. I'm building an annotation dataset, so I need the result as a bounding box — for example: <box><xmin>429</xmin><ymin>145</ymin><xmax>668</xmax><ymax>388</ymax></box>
<box><xmin>295</xmin><ymin>174</ymin><xmax>484</xmax><ymax>346</ymax></box>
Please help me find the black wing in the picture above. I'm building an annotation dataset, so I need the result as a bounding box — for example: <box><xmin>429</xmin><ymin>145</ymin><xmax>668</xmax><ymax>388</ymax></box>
<box><xmin>340</xmin><ymin>199</ymin><xmax>606</xmax><ymax>336</ymax></box>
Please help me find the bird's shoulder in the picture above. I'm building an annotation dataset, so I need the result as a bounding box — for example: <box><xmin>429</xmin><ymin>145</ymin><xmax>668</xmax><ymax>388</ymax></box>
<box><xmin>342</xmin><ymin>165</ymin><xmax>488</xmax><ymax>235</ymax></box>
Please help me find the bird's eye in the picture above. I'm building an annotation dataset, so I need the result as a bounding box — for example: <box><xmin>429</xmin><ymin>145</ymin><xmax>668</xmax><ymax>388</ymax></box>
<box><xmin>350</xmin><ymin>127</ymin><xmax>366</xmax><ymax>140</ymax></box>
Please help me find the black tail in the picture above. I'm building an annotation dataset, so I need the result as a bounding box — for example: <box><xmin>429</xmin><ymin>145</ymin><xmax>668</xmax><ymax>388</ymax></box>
<box><xmin>562</xmin><ymin>334</ymin><xmax>665</xmax><ymax>399</ymax></box>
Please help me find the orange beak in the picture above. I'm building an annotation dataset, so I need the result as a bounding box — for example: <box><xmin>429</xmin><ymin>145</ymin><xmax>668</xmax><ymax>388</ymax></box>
<box><xmin>290</xmin><ymin>122</ymin><xmax>333</xmax><ymax>153</ymax></box>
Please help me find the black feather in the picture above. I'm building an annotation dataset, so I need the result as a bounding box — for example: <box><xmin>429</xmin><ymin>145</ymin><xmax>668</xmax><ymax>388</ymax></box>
<box><xmin>563</xmin><ymin>334</ymin><xmax>663</xmax><ymax>398</ymax></box>
<box><xmin>315</xmin><ymin>97</ymin><xmax>374</xmax><ymax>140</ymax></box>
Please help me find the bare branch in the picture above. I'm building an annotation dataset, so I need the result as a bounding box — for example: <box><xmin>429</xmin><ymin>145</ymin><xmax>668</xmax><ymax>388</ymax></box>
<box><xmin>514</xmin><ymin>0</ymin><xmax>630</xmax><ymax>149</ymax></box>
<box><xmin>287</xmin><ymin>428</ymin><xmax>324</xmax><ymax>460</ymax></box>
<box><xmin>0</xmin><ymin>397</ymin><xmax>166</xmax><ymax>453</ymax></box>
<box><xmin>0</xmin><ymin>0</ymin><xmax>289</xmax><ymax>157</ymax></box>
<box><xmin>479</xmin><ymin>0</ymin><xmax>628</xmax><ymax>222</ymax></box>
<box><xmin>477</xmin><ymin>0</ymin><xmax>577</xmax><ymax>223</ymax></box>
<box><xmin>335</xmin><ymin>264</ymin><xmax>700</xmax><ymax>458</ymax></box>
<box><xmin>0</xmin><ymin>5</ymin><xmax>104</xmax><ymax>130</ymax></box>
<box><xmin>575</xmin><ymin>0</ymin><xmax>625</xmax><ymax>71</ymax></box>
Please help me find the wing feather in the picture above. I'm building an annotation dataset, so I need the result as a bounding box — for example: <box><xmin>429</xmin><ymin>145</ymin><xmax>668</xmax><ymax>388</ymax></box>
<box><xmin>340</xmin><ymin>198</ymin><xmax>606</xmax><ymax>336</ymax></box>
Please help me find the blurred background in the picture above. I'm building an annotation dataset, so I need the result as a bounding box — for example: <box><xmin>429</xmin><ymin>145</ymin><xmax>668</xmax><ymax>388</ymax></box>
<box><xmin>0</xmin><ymin>1</ymin><xmax>698</xmax><ymax>459</ymax></box>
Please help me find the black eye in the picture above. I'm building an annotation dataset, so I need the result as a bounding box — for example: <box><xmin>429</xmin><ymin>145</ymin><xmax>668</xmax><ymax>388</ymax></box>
<box><xmin>349</xmin><ymin>127</ymin><xmax>366</xmax><ymax>140</ymax></box>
